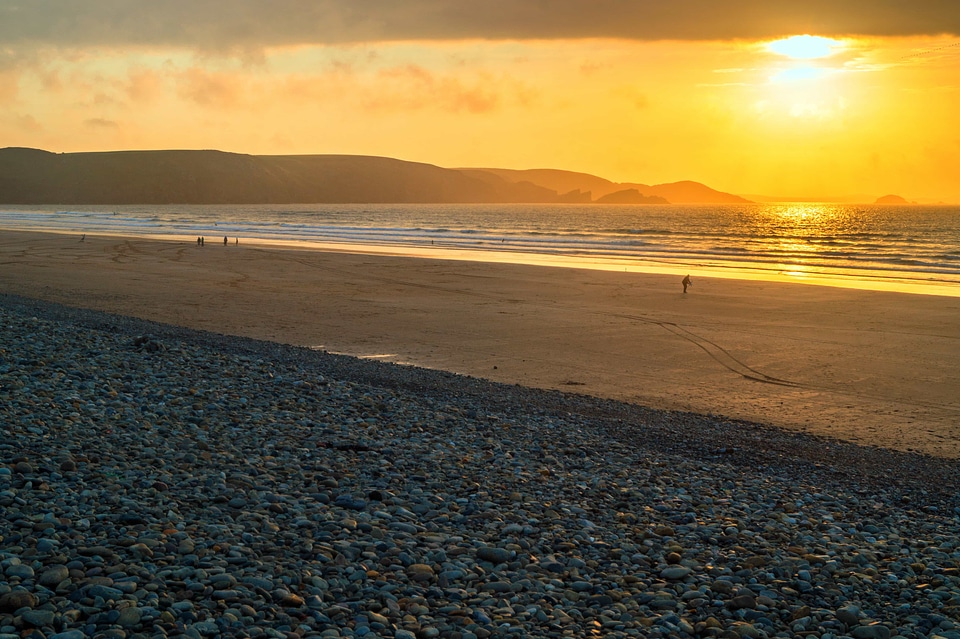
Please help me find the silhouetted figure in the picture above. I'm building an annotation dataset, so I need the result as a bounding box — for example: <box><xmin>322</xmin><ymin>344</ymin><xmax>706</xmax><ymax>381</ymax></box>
<box><xmin>235</xmin><ymin>237</ymin><xmax>238</xmax><ymax>245</ymax></box>
<box><xmin>682</xmin><ymin>274</ymin><xmax>692</xmax><ymax>293</ymax></box>
<box><xmin>80</xmin><ymin>234</ymin><xmax>85</xmax><ymax>242</ymax></box>
<box><xmin>223</xmin><ymin>236</ymin><xmax>228</xmax><ymax>246</ymax></box>
<box><xmin>201</xmin><ymin>237</ymin><xmax>205</xmax><ymax>246</ymax></box>
<box><xmin>197</xmin><ymin>236</ymin><xmax>201</xmax><ymax>246</ymax></box>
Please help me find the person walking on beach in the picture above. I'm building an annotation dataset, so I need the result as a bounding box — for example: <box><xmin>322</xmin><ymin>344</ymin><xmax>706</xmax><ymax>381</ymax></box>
<box><xmin>682</xmin><ymin>274</ymin><xmax>692</xmax><ymax>293</ymax></box>
<box><xmin>223</xmin><ymin>236</ymin><xmax>228</xmax><ymax>246</ymax></box>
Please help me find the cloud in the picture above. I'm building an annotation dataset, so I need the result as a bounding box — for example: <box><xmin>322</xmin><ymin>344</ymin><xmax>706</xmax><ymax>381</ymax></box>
<box><xmin>1</xmin><ymin>1</ymin><xmax>958</xmax><ymax>52</ymax></box>
<box><xmin>15</xmin><ymin>114</ymin><xmax>42</xmax><ymax>131</ymax></box>
<box><xmin>123</xmin><ymin>69</ymin><xmax>163</xmax><ymax>103</ymax></box>
<box><xmin>175</xmin><ymin>68</ymin><xmax>243</xmax><ymax>107</ymax></box>
<box><xmin>0</xmin><ymin>70</ymin><xmax>17</xmax><ymax>103</ymax></box>
<box><xmin>84</xmin><ymin>117</ymin><xmax>118</xmax><ymax>128</ymax></box>
<box><xmin>365</xmin><ymin>65</ymin><xmax>501</xmax><ymax>114</ymax></box>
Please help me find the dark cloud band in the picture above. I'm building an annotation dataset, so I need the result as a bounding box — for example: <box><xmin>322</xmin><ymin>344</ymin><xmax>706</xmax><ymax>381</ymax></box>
<box><xmin>3</xmin><ymin>0</ymin><xmax>958</xmax><ymax>48</ymax></box>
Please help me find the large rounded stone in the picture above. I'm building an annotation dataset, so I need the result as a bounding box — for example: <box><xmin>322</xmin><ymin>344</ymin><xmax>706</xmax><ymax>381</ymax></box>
<box><xmin>0</xmin><ymin>590</ymin><xmax>38</xmax><ymax>612</ymax></box>
<box><xmin>39</xmin><ymin>565</ymin><xmax>70</xmax><ymax>587</ymax></box>
<box><xmin>476</xmin><ymin>546</ymin><xmax>512</xmax><ymax>564</ymax></box>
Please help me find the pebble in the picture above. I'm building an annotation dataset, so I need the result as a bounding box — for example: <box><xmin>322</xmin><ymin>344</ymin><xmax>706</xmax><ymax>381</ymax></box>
<box><xmin>660</xmin><ymin>566</ymin><xmax>691</xmax><ymax>580</ymax></box>
<box><xmin>837</xmin><ymin>604</ymin><xmax>862</xmax><ymax>626</ymax></box>
<box><xmin>728</xmin><ymin>594</ymin><xmax>758</xmax><ymax>610</ymax></box>
<box><xmin>476</xmin><ymin>546</ymin><xmax>512</xmax><ymax>564</ymax></box>
<box><xmin>21</xmin><ymin>609</ymin><xmax>56</xmax><ymax>627</ymax></box>
<box><xmin>116</xmin><ymin>607</ymin><xmax>142</xmax><ymax>628</ymax></box>
<box><xmin>5</xmin><ymin>564</ymin><xmax>35</xmax><ymax>580</ymax></box>
<box><xmin>1</xmin><ymin>299</ymin><xmax>959</xmax><ymax>639</ymax></box>
<box><xmin>406</xmin><ymin>564</ymin><xmax>435</xmax><ymax>582</ymax></box>
<box><xmin>0</xmin><ymin>591</ymin><xmax>37</xmax><ymax>612</ymax></box>
<box><xmin>853</xmin><ymin>624</ymin><xmax>893</xmax><ymax>639</ymax></box>
<box><xmin>38</xmin><ymin>565</ymin><xmax>70</xmax><ymax>587</ymax></box>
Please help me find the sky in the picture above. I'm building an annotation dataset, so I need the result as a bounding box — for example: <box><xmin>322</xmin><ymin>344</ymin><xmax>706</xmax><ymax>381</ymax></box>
<box><xmin>2</xmin><ymin>1</ymin><xmax>959</xmax><ymax>201</ymax></box>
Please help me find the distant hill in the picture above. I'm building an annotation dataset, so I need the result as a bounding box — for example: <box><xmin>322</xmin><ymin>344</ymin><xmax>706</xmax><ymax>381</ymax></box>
<box><xmin>0</xmin><ymin>148</ymin><xmax>527</xmax><ymax>204</ymax></box>
<box><xmin>465</xmin><ymin>168</ymin><xmax>621</xmax><ymax>200</ymax></box>
<box><xmin>875</xmin><ymin>194</ymin><xmax>911</xmax><ymax>205</ymax></box>
<box><xmin>595</xmin><ymin>188</ymin><xmax>668</xmax><ymax>204</ymax></box>
<box><xmin>465</xmin><ymin>167</ymin><xmax>750</xmax><ymax>204</ymax></box>
<box><xmin>0</xmin><ymin>147</ymin><xmax>749</xmax><ymax>205</ymax></box>
<box><xmin>644</xmin><ymin>180</ymin><xmax>751</xmax><ymax>205</ymax></box>
<box><xmin>455</xmin><ymin>169</ymin><xmax>565</xmax><ymax>203</ymax></box>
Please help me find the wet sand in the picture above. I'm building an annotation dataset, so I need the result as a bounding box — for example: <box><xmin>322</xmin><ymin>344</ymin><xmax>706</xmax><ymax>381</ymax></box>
<box><xmin>2</xmin><ymin>229</ymin><xmax>959</xmax><ymax>457</ymax></box>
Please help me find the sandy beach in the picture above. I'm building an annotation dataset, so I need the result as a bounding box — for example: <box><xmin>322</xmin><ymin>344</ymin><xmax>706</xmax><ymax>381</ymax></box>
<box><xmin>2</xmin><ymin>229</ymin><xmax>959</xmax><ymax>458</ymax></box>
<box><xmin>3</xmin><ymin>231</ymin><xmax>960</xmax><ymax>639</ymax></box>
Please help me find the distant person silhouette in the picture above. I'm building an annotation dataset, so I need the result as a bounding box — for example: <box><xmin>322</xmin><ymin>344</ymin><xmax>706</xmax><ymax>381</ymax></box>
<box><xmin>682</xmin><ymin>274</ymin><xmax>692</xmax><ymax>293</ymax></box>
<box><xmin>223</xmin><ymin>236</ymin><xmax>228</xmax><ymax>246</ymax></box>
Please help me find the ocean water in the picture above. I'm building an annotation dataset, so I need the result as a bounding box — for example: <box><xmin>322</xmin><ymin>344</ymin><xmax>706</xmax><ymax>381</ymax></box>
<box><xmin>2</xmin><ymin>202</ymin><xmax>959</xmax><ymax>294</ymax></box>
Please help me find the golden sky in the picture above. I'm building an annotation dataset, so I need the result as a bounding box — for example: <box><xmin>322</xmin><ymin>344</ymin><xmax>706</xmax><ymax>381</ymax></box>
<box><xmin>2</xmin><ymin>1</ymin><xmax>959</xmax><ymax>201</ymax></box>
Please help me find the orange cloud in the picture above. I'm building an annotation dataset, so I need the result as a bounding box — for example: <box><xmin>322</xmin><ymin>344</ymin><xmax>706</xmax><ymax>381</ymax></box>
<box><xmin>0</xmin><ymin>70</ymin><xmax>19</xmax><ymax>103</ymax></box>
<box><xmin>15</xmin><ymin>113</ymin><xmax>42</xmax><ymax>132</ymax></box>
<box><xmin>368</xmin><ymin>64</ymin><xmax>500</xmax><ymax>113</ymax></box>
<box><xmin>124</xmin><ymin>69</ymin><xmax>163</xmax><ymax>103</ymax></box>
<box><xmin>85</xmin><ymin>117</ymin><xmax>118</xmax><ymax>128</ymax></box>
<box><xmin>176</xmin><ymin>68</ymin><xmax>244</xmax><ymax>108</ymax></box>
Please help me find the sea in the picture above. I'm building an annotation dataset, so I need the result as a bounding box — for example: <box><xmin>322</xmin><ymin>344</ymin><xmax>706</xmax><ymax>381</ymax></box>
<box><xmin>2</xmin><ymin>202</ymin><xmax>960</xmax><ymax>295</ymax></box>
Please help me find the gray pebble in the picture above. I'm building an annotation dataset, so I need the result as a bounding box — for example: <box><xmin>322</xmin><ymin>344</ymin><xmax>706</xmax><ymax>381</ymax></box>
<box><xmin>853</xmin><ymin>625</ymin><xmax>892</xmax><ymax>639</ymax></box>
<box><xmin>21</xmin><ymin>609</ymin><xmax>56</xmax><ymax>627</ymax></box>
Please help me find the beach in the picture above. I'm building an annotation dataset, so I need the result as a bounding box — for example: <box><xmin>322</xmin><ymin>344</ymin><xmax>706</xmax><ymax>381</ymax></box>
<box><xmin>3</xmin><ymin>229</ymin><xmax>960</xmax><ymax>639</ymax></box>
<box><xmin>2</xmin><ymin>274</ymin><xmax>960</xmax><ymax>639</ymax></box>
<box><xmin>1</xmin><ymin>229</ymin><xmax>958</xmax><ymax>458</ymax></box>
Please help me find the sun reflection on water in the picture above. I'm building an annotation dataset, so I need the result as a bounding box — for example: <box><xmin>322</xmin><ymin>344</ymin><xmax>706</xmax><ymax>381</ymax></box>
<box><xmin>759</xmin><ymin>203</ymin><xmax>867</xmax><ymax>276</ymax></box>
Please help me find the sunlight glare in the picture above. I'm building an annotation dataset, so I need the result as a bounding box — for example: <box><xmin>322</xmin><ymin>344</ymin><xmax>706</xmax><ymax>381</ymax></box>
<box><xmin>770</xmin><ymin>66</ymin><xmax>831</xmax><ymax>83</ymax></box>
<box><xmin>768</xmin><ymin>35</ymin><xmax>843</xmax><ymax>59</ymax></box>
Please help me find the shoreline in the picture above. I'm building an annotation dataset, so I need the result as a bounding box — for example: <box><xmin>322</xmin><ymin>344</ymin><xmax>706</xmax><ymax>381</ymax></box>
<box><xmin>2</xmin><ymin>228</ymin><xmax>959</xmax><ymax>458</ymax></box>
<box><xmin>4</xmin><ymin>224</ymin><xmax>960</xmax><ymax>298</ymax></box>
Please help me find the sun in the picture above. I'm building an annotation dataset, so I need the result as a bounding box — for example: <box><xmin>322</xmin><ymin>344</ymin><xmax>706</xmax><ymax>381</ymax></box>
<box><xmin>764</xmin><ymin>35</ymin><xmax>846</xmax><ymax>86</ymax></box>
<box><xmin>757</xmin><ymin>35</ymin><xmax>851</xmax><ymax>119</ymax></box>
<box><xmin>767</xmin><ymin>35</ymin><xmax>844</xmax><ymax>60</ymax></box>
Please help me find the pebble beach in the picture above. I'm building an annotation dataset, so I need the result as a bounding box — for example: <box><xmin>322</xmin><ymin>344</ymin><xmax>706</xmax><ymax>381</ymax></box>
<box><xmin>2</xmin><ymin>293</ymin><xmax>959</xmax><ymax>639</ymax></box>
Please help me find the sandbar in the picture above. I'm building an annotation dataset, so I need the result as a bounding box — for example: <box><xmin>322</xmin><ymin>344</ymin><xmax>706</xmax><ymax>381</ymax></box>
<box><xmin>2</xmin><ymin>229</ymin><xmax>958</xmax><ymax>457</ymax></box>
